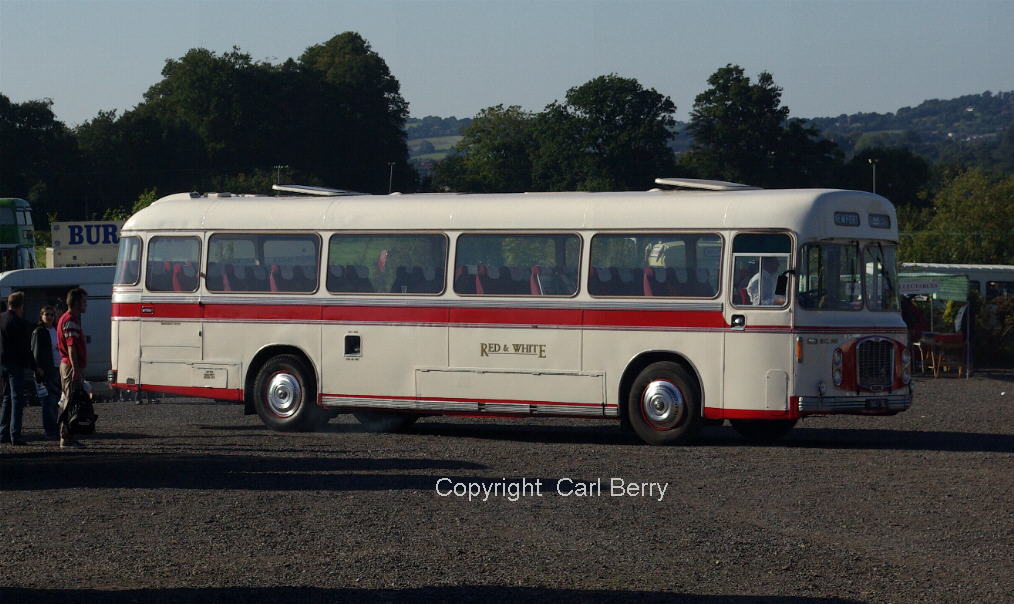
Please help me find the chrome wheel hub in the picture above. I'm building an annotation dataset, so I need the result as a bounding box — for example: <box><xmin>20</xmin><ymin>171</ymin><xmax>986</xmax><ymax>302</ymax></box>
<box><xmin>641</xmin><ymin>380</ymin><xmax>685</xmax><ymax>429</ymax></box>
<box><xmin>267</xmin><ymin>373</ymin><xmax>301</xmax><ymax>417</ymax></box>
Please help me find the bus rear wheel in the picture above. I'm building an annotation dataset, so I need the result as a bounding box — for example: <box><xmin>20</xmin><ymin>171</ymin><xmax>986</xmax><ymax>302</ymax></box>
<box><xmin>352</xmin><ymin>409</ymin><xmax>419</xmax><ymax>433</ymax></box>
<box><xmin>730</xmin><ymin>419</ymin><xmax>797</xmax><ymax>443</ymax></box>
<box><xmin>628</xmin><ymin>361</ymin><xmax>701</xmax><ymax>445</ymax></box>
<box><xmin>253</xmin><ymin>354</ymin><xmax>327</xmax><ymax>432</ymax></box>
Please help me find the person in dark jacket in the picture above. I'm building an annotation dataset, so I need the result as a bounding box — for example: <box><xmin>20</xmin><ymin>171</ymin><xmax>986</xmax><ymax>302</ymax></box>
<box><xmin>31</xmin><ymin>305</ymin><xmax>61</xmax><ymax>440</ymax></box>
<box><xmin>0</xmin><ymin>292</ymin><xmax>44</xmax><ymax>445</ymax></box>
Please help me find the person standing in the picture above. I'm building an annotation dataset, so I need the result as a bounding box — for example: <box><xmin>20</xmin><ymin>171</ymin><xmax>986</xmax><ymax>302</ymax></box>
<box><xmin>747</xmin><ymin>256</ymin><xmax>785</xmax><ymax>306</ymax></box>
<box><xmin>57</xmin><ymin>288</ymin><xmax>88</xmax><ymax>449</ymax></box>
<box><xmin>0</xmin><ymin>292</ymin><xmax>45</xmax><ymax>446</ymax></box>
<box><xmin>32</xmin><ymin>305</ymin><xmax>62</xmax><ymax>440</ymax></box>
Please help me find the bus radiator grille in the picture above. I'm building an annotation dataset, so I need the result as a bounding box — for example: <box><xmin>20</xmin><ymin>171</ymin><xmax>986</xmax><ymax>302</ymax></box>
<box><xmin>857</xmin><ymin>339</ymin><xmax>893</xmax><ymax>390</ymax></box>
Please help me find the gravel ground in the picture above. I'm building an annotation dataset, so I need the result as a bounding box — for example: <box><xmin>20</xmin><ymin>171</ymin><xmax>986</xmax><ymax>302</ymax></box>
<box><xmin>2</xmin><ymin>372</ymin><xmax>1012</xmax><ymax>603</ymax></box>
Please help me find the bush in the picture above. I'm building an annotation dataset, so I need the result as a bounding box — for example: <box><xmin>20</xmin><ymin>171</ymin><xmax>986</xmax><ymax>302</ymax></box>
<box><xmin>971</xmin><ymin>294</ymin><xmax>1014</xmax><ymax>367</ymax></box>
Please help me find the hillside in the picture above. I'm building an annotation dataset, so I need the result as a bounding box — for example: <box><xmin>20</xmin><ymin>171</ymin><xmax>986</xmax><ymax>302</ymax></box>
<box><xmin>808</xmin><ymin>91</ymin><xmax>1012</xmax><ymax>144</ymax></box>
<box><xmin>407</xmin><ymin>90</ymin><xmax>1013</xmax><ymax>171</ymax></box>
<box><xmin>805</xmin><ymin>90</ymin><xmax>1013</xmax><ymax>166</ymax></box>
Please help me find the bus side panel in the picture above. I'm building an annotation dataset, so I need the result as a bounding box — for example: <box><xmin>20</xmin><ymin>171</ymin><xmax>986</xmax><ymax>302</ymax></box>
<box><xmin>722</xmin><ymin>332</ymin><xmax>793</xmax><ymax>414</ymax></box>
<box><xmin>319</xmin><ymin>323</ymin><xmax>448</xmax><ymax>399</ymax></box>
<box><xmin>443</xmin><ymin>323</ymin><xmax>597</xmax><ymax>409</ymax></box>
<box><xmin>139</xmin><ymin>317</ymin><xmax>202</xmax><ymax>388</ymax></box>
<box><xmin>114</xmin><ymin>318</ymin><xmax>141</xmax><ymax>386</ymax></box>
<box><xmin>582</xmin><ymin>330</ymin><xmax>724</xmax><ymax>411</ymax></box>
<box><xmin>203</xmin><ymin>320</ymin><xmax>322</xmax><ymax>391</ymax></box>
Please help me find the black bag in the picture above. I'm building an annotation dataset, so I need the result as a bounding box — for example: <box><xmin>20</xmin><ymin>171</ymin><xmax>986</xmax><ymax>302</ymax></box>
<box><xmin>66</xmin><ymin>388</ymin><xmax>98</xmax><ymax>435</ymax></box>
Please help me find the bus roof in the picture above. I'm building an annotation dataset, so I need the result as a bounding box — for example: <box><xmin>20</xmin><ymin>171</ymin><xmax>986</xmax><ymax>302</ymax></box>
<box><xmin>123</xmin><ymin>188</ymin><xmax>899</xmax><ymax>241</ymax></box>
<box><xmin>0</xmin><ymin>198</ymin><xmax>31</xmax><ymax>208</ymax></box>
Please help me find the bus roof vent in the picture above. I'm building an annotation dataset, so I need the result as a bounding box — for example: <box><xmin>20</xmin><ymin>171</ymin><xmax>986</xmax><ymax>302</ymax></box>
<box><xmin>653</xmin><ymin>178</ymin><xmax>760</xmax><ymax>191</ymax></box>
<box><xmin>272</xmin><ymin>184</ymin><xmax>366</xmax><ymax>197</ymax></box>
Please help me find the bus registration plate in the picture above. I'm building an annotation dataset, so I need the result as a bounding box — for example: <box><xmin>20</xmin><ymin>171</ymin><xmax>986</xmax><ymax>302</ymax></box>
<box><xmin>866</xmin><ymin>398</ymin><xmax>888</xmax><ymax>410</ymax></box>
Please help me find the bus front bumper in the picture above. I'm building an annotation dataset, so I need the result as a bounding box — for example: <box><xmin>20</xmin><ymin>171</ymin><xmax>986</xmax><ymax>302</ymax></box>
<box><xmin>797</xmin><ymin>393</ymin><xmax>911</xmax><ymax>415</ymax></box>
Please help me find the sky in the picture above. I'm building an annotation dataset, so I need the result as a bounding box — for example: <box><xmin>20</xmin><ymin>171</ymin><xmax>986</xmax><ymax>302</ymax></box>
<box><xmin>1</xmin><ymin>0</ymin><xmax>1012</xmax><ymax>128</ymax></box>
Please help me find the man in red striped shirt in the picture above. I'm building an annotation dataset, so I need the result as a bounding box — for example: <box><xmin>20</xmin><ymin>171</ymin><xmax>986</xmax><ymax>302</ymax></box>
<box><xmin>57</xmin><ymin>287</ymin><xmax>88</xmax><ymax>449</ymax></box>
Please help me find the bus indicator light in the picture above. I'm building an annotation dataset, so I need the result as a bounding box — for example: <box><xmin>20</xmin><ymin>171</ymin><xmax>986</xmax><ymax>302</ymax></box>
<box><xmin>832</xmin><ymin>349</ymin><xmax>844</xmax><ymax>386</ymax></box>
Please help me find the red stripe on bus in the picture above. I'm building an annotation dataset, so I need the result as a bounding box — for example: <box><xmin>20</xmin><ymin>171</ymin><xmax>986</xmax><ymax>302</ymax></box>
<box><xmin>703</xmin><ymin>406</ymin><xmax>799</xmax><ymax>420</ymax></box>
<box><xmin>112</xmin><ymin>302</ymin><xmax>733</xmax><ymax>329</ymax></box>
<box><xmin>110</xmin><ymin>383</ymin><xmax>245</xmax><ymax>401</ymax></box>
<box><xmin>322</xmin><ymin>305</ymin><xmax>449</xmax><ymax>323</ymax></box>
<box><xmin>204</xmin><ymin>304</ymin><xmax>322</xmax><ymax>321</ymax></box>
<box><xmin>451</xmin><ymin>307</ymin><xmax>582</xmax><ymax>326</ymax></box>
<box><xmin>113</xmin><ymin>302</ymin><xmax>204</xmax><ymax>319</ymax></box>
<box><xmin>584</xmin><ymin>308</ymin><xmax>728</xmax><ymax>328</ymax></box>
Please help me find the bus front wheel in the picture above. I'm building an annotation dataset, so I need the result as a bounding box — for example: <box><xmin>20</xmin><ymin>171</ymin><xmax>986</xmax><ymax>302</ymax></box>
<box><xmin>628</xmin><ymin>362</ymin><xmax>701</xmax><ymax>445</ymax></box>
<box><xmin>253</xmin><ymin>354</ymin><xmax>327</xmax><ymax>432</ymax></box>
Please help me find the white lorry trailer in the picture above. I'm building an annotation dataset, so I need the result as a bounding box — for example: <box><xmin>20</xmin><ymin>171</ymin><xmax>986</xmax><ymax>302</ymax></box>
<box><xmin>0</xmin><ymin>266</ymin><xmax>114</xmax><ymax>381</ymax></box>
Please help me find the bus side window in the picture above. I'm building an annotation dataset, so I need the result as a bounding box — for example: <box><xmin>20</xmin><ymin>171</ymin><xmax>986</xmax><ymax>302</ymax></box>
<box><xmin>208</xmin><ymin>234</ymin><xmax>319</xmax><ymax>293</ymax></box>
<box><xmin>147</xmin><ymin>237</ymin><xmax>200</xmax><ymax>293</ymax></box>
<box><xmin>327</xmin><ymin>233</ymin><xmax>446</xmax><ymax>295</ymax></box>
<box><xmin>589</xmin><ymin>233</ymin><xmax>721</xmax><ymax>298</ymax></box>
<box><xmin>731</xmin><ymin>233</ymin><xmax>791</xmax><ymax>308</ymax></box>
<box><xmin>454</xmin><ymin>234</ymin><xmax>580</xmax><ymax>297</ymax></box>
<box><xmin>114</xmin><ymin>236</ymin><xmax>142</xmax><ymax>286</ymax></box>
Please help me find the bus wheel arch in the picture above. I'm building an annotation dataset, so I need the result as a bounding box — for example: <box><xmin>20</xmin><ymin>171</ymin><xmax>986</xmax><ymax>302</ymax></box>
<box><xmin>246</xmin><ymin>345</ymin><xmax>327</xmax><ymax>432</ymax></box>
<box><xmin>619</xmin><ymin>352</ymin><xmax>704</xmax><ymax>445</ymax></box>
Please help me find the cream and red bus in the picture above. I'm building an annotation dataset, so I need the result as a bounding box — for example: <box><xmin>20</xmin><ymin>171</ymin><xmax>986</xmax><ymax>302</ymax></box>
<box><xmin>108</xmin><ymin>179</ymin><xmax>912</xmax><ymax>444</ymax></box>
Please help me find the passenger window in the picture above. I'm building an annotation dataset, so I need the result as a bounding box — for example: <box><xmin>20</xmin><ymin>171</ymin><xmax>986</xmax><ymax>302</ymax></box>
<box><xmin>589</xmin><ymin>233</ymin><xmax>721</xmax><ymax>297</ymax></box>
<box><xmin>327</xmin><ymin>234</ymin><xmax>447</xmax><ymax>294</ymax></box>
<box><xmin>146</xmin><ymin>237</ymin><xmax>201</xmax><ymax>292</ymax></box>
<box><xmin>207</xmin><ymin>234</ymin><xmax>319</xmax><ymax>293</ymax></box>
<box><xmin>731</xmin><ymin>233</ymin><xmax>791</xmax><ymax>307</ymax></box>
<box><xmin>986</xmin><ymin>281</ymin><xmax>1014</xmax><ymax>300</ymax></box>
<box><xmin>114</xmin><ymin>236</ymin><xmax>142</xmax><ymax>286</ymax></box>
<box><xmin>454</xmin><ymin>234</ymin><xmax>580</xmax><ymax>296</ymax></box>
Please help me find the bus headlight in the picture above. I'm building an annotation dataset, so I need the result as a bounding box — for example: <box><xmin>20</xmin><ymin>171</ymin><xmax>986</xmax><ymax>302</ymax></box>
<box><xmin>901</xmin><ymin>348</ymin><xmax>911</xmax><ymax>385</ymax></box>
<box><xmin>832</xmin><ymin>348</ymin><xmax>843</xmax><ymax>386</ymax></box>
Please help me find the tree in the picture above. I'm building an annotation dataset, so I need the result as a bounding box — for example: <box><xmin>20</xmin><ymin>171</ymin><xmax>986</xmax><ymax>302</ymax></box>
<box><xmin>104</xmin><ymin>188</ymin><xmax>159</xmax><ymax>220</ymax></box>
<box><xmin>433</xmin><ymin>105</ymin><xmax>534</xmax><ymax>192</ymax></box>
<box><xmin>70</xmin><ymin>31</ymin><xmax>415</xmax><ymax>212</ymax></box>
<box><xmin>437</xmin><ymin>75</ymin><xmax>677</xmax><ymax>193</ymax></box>
<box><xmin>684</xmin><ymin>65</ymin><xmax>842</xmax><ymax>188</ymax></box>
<box><xmin>532</xmin><ymin>75</ymin><xmax>677</xmax><ymax>191</ymax></box>
<box><xmin>841</xmin><ymin>147</ymin><xmax>931</xmax><ymax>208</ymax></box>
<box><xmin>900</xmin><ymin>169</ymin><xmax>1014</xmax><ymax>264</ymax></box>
<box><xmin>0</xmin><ymin>94</ymin><xmax>79</xmax><ymax>219</ymax></box>
<box><xmin>298</xmin><ymin>32</ymin><xmax>412</xmax><ymax>192</ymax></box>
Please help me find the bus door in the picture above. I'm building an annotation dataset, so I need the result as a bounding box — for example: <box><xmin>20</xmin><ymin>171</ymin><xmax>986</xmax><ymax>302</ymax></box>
<box><xmin>138</xmin><ymin>235</ymin><xmax>203</xmax><ymax>388</ymax></box>
<box><xmin>723</xmin><ymin>233</ymin><xmax>794</xmax><ymax>414</ymax></box>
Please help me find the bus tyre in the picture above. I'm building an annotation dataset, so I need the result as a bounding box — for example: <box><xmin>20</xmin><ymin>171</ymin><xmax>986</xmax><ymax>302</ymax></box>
<box><xmin>253</xmin><ymin>355</ymin><xmax>327</xmax><ymax>432</ymax></box>
<box><xmin>730</xmin><ymin>419</ymin><xmax>797</xmax><ymax>443</ymax></box>
<box><xmin>628</xmin><ymin>362</ymin><xmax>701</xmax><ymax>445</ymax></box>
<box><xmin>352</xmin><ymin>410</ymin><xmax>418</xmax><ymax>433</ymax></box>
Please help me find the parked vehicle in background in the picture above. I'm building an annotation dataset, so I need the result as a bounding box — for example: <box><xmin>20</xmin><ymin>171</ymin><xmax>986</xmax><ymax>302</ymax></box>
<box><xmin>109</xmin><ymin>180</ymin><xmax>912</xmax><ymax>445</ymax></box>
<box><xmin>0</xmin><ymin>198</ymin><xmax>38</xmax><ymax>271</ymax></box>
<box><xmin>901</xmin><ymin>263</ymin><xmax>1014</xmax><ymax>300</ymax></box>
<box><xmin>0</xmin><ymin>266</ymin><xmax>114</xmax><ymax>381</ymax></box>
